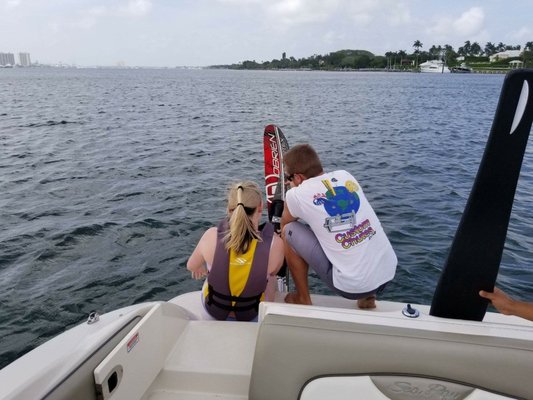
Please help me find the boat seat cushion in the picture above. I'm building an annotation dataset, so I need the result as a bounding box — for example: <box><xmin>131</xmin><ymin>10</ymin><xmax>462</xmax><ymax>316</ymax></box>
<box><xmin>249</xmin><ymin>309</ymin><xmax>533</xmax><ymax>400</ymax></box>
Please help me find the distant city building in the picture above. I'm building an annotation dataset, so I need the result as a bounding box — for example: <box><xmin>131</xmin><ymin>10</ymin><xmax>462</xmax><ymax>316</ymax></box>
<box><xmin>19</xmin><ymin>52</ymin><xmax>31</xmax><ymax>67</ymax></box>
<box><xmin>0</xmin><ymin>52</ymin><xmax>16</xmax><ymax>67</ymax></box>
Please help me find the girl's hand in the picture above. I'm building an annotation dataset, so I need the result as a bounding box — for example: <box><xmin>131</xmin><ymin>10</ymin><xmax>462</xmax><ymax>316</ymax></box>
<box><xmin>191</xmin><ymin>268</ymin><xmax>208</xmax><ymax>280</ymax></box>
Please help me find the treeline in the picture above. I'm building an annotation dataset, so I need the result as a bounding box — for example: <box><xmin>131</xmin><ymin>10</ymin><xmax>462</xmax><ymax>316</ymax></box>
<box><xmin>411</xmin><ymin>40</ymin><xmax>528</xmax><ymax>59</ymax></box>
<box><xmin>210</xmin><ymin>40</ymin><xmax>533</xmax><ymax>70</ymax></box>
<box><xmin>210</xmin><ymin>50</ymin><xmax>385</xmax><ymax>70</ymax></box>
<box><xmin>400</xmin><ymin>40</ymin><xmax>533</xmax><ymax>68</ymax></box>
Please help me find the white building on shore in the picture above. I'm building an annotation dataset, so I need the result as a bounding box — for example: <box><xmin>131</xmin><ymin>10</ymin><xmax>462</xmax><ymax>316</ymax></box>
<box><xmin>489</xmin><ymin>50</ymin><xmax>522</xmax><ymax>62</ymax></box>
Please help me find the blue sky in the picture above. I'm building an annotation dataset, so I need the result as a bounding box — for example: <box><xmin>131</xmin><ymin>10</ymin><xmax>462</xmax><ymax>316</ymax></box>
<box><xmin>1</xmin><ymin>0</ymin><xmax>532</xmax><ymax>66</ymax></box>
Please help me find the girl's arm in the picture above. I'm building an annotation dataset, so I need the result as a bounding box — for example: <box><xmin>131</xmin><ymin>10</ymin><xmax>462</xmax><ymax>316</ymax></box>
<box><xmin>267</xmin><ymin>234</ymin><xmax>285</xmax><ymax>276</ymax></box>
<box><xmin>187</xmin><ymin>228</ymin><xmax>216</xmax><ymax>279</ymax></box>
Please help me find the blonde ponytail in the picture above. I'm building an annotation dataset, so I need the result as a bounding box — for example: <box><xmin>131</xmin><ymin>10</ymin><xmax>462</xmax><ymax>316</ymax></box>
<box><xmin>224</xmin><ymin>181</ymin><xmax>262</xmax><ymax>254</ymax></box>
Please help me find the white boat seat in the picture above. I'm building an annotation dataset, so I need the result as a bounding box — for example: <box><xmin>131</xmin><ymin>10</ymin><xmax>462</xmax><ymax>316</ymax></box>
<box><xmin>249</xmin><ymin>303</ymin><xmax>533</xmax><ymax>400</ymax></box>
<box><xmin>300</xmin><ymin>376</ymin><xmax>515</xmax><ymax>400</ymax></box>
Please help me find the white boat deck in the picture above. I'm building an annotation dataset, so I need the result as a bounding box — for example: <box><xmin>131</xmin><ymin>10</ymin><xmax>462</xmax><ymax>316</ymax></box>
<box><xmin>132</xmin><ymin>292</ymin><xmax>532</xmax><ymax>400</ymax></box>
<box><xmin>145</xmin><ymin>321</ymin><xmax>258</xmax><ymax>399</ymax></box>
<box><xmin>2</xmin><ymin>291</ymin><xmax>533</xmax><ymax>400</ymax></box>
<box><xmin>142</xmin><ymin>291</ymin><xmax>365</xmax><ymax>400</ymax></box>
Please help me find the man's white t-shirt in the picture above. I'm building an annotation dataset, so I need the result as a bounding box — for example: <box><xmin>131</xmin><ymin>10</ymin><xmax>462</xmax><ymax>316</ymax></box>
<box><xmin>285</xmin><ymin>170</ymin><xmax>397</xmax><ymax>293</ymax></box>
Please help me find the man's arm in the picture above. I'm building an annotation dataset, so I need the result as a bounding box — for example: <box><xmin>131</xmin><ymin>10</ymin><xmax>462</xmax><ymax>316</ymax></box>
<box><xmin>280</xmin><ymin>201</ymin><xmax>297</xmax><ymax>230</ymax></box>
<box><xmin>480</xmin><ymin>287</ymin><xmax>533</xmax><ymax>321</ymax></box>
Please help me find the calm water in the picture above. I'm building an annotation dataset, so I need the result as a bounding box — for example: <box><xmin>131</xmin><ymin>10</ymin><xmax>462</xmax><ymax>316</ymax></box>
<box><xmin>1</xmin><ymin>68</ymin><xmax>532</xmax><ymax>368</ymax></box>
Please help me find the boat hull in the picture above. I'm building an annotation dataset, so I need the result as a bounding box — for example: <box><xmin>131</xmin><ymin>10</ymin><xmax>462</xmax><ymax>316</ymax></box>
<box><xmin>419</xmin><ymin>60</ymin><xmax>450</xmax><ymax>73</ymax></box>
<box><xmin>451</xmin><ymin>67</ymin><xmax>473</xmax><ymax>73</ymax></box>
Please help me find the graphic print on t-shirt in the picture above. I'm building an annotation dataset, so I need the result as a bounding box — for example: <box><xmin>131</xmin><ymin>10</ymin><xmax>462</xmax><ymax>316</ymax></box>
<box><xmin>313</xmin><ymin>177</ymin><xmax>376</xmax><ymax>248</ymax></box>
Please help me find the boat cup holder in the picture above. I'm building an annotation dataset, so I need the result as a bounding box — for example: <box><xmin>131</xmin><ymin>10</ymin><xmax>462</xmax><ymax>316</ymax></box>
<box><xmin>402</xmin><ymin>304</ymin><xmax>420</xmax><ymax>318</ymax></box>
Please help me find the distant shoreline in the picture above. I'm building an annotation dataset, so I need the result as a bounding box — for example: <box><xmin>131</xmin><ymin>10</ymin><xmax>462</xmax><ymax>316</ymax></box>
<box><xmin>1</xmin><ymin>65</ymin><xmax>510</xmax><ymax>74</ymax></box>
<box><xmin>208</xmin><ymin>67</ymin><xmax>509</xmax><ymax>74</ymax></box>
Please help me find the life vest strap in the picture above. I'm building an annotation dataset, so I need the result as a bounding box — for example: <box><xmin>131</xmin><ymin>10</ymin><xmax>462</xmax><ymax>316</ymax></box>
<box><xmin>208</xmin><ymin>284</ymin><xmax>262</xmax><ymax>302</ymax></box>
<box><xmin>207</xmin><ymin>284</ymin><xmax>262</xmax><ymax>311</ymax></box>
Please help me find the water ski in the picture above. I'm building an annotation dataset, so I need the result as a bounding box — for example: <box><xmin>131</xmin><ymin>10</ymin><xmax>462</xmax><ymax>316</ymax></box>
<box><xmin>263</xmin><ymin>124</ymin><xmax>290</xmax><ymax>228</ymax></box>
<box><xmin>263</xmin><ymin>124</ymin><xmax>290</xmax><ymax>290</ymax></box>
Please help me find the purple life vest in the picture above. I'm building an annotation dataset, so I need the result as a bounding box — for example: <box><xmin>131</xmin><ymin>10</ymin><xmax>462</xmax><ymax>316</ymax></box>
<box><xmin>205</xmin><ymin>220</ymin><xmax>274</xmax><ymax>321</ymax></box>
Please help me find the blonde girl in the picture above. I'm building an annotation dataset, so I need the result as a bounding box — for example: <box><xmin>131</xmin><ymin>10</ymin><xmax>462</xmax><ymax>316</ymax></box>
<box><xmin>187</xmin><ymin>181</ymin><xmax>284</xmax><ymax>320</ymax></box>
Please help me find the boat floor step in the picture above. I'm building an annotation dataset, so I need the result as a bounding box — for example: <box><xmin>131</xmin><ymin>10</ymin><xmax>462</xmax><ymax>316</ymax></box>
<box><xmin>143</xmin><ymin>320</ymin><xmax>258</xmax><ymax>397</ymax></box>
<box><xmin>147</xmin><ymin>390</ymin><xmax>246</xmax><ymax>400</ymax></box>
<box><xmin>150</xmin><ymin>370</ymin><xmax>250</xmax><ymax>395</ymax></box>
<box><xmin>164</xmin><ymin>320</ymin><xmax>258</xmax><ymax>373</ymax></box>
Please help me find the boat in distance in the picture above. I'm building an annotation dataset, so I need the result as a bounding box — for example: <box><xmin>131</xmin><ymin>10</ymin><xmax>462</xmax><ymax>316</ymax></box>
<box><xmin>419</xmin><ymin>59</ymin><xmax>450</xmax><ymax>73</ymax></box>
<box><xmin>0</xmin><ymin>69</ymin><xmax>533</xmax><ymax>400</ymax></box>
<box><xmin>451</xmin><ymin>63</ymin><xmax>473</xmax><ymax>73</ymax></box>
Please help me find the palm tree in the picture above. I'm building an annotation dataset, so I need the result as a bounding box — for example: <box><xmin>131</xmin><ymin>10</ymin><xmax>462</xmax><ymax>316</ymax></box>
<box><xmin>470</xmin><ymin>42</ymin><xmax>482</xmax><ymax>56</ymax></box>
<box><xmin>384</xmin><ymin>51</ymin><xmax>393</xmax><ymax>69</ymax></box>
<box><xmin>463</xmin><ymin>41</ymin><xmax>472</xmax><ymax>56</ymax></box>
<box><xmin>413</xmin><ymin>40</ymin><xmax>423</xmax><ymax>67</ymax></box>
<box><xmin>484</xmin><ymin>42</ymin><xmax>496</xmax><ymax>56</ymax></box>
<box><xmin>428</xmin><ymin>45</ymin><xmax>443</xmax><ymax>59</ymax></box>
<box><xmin>392</xmin><ymin>51</ymin><xmax>399</xmax><ymax>69</ymax></box>
<box><xmin>443</xmin><ymin>44</ymin><xmax>456</xmax><ymax>63</ymax></box>
<box><xmin>524</xmin><ymin>42</ymin><xmax>533</xmax><ymax>67</ymax></box>
<box><xmin>398</xmin><ymin>50</ymin><xmax>408</xmax><ymax>69</ymax></box>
